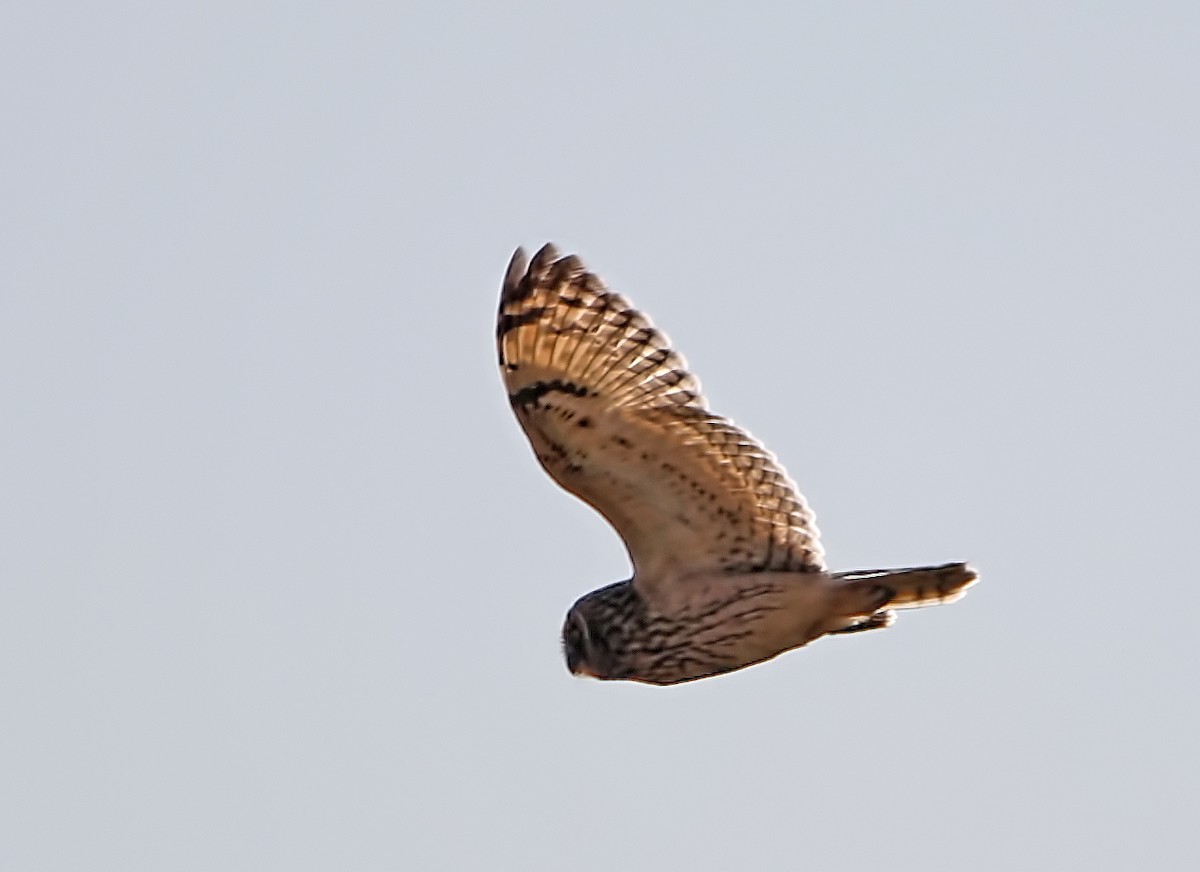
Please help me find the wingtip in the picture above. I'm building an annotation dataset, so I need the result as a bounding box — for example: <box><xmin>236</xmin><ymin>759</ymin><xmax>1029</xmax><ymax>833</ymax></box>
<box><xmin>504</xmin><ymin>242</ymin><xmax>570</xmax><ymax>300</ymax></box>
<box><xmin>530</xmin><ymin>242</ymin><xmax>560</xmax><ymax>274</ymax></box>
<box><xmin>503</xmin><ymin>246</ymin><xmax>529</xmax><ymax>299</ymax></box>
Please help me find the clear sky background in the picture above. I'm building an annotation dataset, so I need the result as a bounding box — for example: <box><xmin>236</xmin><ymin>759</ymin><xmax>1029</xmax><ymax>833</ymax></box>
<box><xmin>2</xmin><ymin>3</ymin><xmax>1197</xmax><ymax>870</ymax></box>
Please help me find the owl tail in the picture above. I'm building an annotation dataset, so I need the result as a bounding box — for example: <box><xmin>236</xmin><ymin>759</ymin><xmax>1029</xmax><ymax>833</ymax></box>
<box><xmin>829</xmin><ymin>562</ymin><xmax>978</xmax><ymax>632</ymax></box>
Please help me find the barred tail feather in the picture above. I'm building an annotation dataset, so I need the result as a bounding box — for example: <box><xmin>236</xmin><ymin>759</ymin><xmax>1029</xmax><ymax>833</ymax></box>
<box><xmin>832</xmin><ymin>562</ymin><xmax>978</xmax><ymax>624</ymax></box>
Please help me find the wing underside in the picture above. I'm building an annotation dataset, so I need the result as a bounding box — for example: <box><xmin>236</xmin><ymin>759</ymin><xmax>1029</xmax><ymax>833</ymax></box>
<box><xmin>497</xmin><ymin>244</ymin><xmax>825</xmax><ymax>594</ymax></box>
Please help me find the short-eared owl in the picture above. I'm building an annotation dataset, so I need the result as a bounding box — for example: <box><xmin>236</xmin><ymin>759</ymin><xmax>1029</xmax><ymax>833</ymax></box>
<box><xmin>498</xmin><ymin>244</ymin><xmax>976</xmax><ymax>685</ymax></box>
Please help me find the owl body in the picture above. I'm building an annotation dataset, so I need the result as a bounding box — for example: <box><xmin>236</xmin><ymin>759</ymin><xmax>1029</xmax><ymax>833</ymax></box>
<box><xmin>563</xmin><ymin>562</ymin><xmax>974</xmax><ymax>685</ymax></box>
<box><xmin>563</xmin><ymin>571</ymin><xmax>830</xmax><ymax>684</ymax></box>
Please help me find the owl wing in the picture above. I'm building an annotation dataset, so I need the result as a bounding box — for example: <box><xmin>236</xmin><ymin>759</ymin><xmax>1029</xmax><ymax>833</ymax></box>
<box><xmin>497</xmin><ymin>244</ymin><xmax>825</xmax><ymax>607</ymax></box>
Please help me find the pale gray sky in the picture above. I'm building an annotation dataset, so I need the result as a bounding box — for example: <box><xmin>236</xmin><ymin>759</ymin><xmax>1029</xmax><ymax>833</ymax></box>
<box><xmin>2</xmin><ymin>3</ymin><xmax>1197</xmax><ymax>870</ymax></box>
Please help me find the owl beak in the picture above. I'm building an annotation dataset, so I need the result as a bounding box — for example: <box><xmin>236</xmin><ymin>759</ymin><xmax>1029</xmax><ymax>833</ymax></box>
<box><xmin>566</xmin><ymin>651</ymin><xmax>599</xmax><ymax>679</ymax></box>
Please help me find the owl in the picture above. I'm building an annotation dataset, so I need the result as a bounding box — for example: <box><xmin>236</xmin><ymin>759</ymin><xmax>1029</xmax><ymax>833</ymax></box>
<box><xmin>498</xmin><ymin>244</ymin><xmax>976</xmax><ymax>685</ymax></box>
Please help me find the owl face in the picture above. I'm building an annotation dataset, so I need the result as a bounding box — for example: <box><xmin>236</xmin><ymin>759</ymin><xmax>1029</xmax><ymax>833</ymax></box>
<box><xmin>561</xmin><ymin>607</ymin><xmax>613</xmax><ymax>680</ymax></box>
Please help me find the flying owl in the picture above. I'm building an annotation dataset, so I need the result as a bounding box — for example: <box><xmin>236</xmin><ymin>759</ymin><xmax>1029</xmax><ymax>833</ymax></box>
<box><xmin>498</xmin><ymin>243</ymin><xmax>977</xmax><ymax>685</ymax></box>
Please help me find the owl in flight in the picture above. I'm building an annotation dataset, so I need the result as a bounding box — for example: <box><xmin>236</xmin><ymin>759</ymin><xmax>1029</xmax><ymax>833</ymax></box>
<box><xmin>498</xmin><ymin>244</ymin><xmax>977</xmax><ymax>685</ymax></box>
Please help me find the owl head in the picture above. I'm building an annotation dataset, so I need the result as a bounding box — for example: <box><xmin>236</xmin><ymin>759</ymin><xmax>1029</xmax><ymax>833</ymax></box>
<box><xmin>560</xmin><ymin>580</ymin><xmax>642</xmax><ymax>680</ymax></box>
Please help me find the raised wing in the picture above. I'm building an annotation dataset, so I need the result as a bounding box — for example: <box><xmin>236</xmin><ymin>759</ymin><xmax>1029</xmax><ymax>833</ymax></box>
<box><xmin>498</xmin><ymin>244</ymin><xmax>824</xmax><ymax>603</ymax></box>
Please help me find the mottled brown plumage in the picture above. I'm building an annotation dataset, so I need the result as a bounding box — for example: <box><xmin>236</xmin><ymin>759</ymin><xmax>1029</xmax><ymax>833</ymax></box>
<box><xmin>499</xmin><ymin>244</ymin><xmax>977</xmax><ymax>685</ymax></box>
